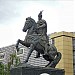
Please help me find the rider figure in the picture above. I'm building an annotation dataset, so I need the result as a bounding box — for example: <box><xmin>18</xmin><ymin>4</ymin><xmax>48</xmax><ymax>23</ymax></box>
<box><xmin>37</xmin><ymin>11</ymin><xmax>47</xmax><ymax>36</ymax></box>
<box><xmin>35</xmin><ymin>11</ymin><xmax>49</xmax><ymax>58</ymax></box>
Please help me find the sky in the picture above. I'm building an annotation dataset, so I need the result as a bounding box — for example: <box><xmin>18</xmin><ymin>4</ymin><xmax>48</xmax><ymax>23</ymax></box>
<box><xmin>0</xmin><ymin>0</ymin><xmax>74</xmax><ymax>47</ymax></box>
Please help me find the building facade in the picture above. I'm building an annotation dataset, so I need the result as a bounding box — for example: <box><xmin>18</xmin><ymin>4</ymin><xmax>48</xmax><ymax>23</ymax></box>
<box><xmin>0</xmin><ymin>44</ymin><xmax>48</xmax><ymax>67</ymax></box>
<box><xmin>0</xmin><ymin>45</ymin><xmax>16</xmax><ymax>64</ymax></box>
<box><xmin>0</xmin><ymin>31</ymin><xmax>75</xmax><ymax>75</ymax></box>
<box><xmin>50</xmin><ymin>31</ymin><xmax>75</xmax><ymax>75</ymax></box>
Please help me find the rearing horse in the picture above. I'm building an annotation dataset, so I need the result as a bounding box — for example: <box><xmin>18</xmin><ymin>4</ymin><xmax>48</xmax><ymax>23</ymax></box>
<box><xmin>16</xmin><ymin>17</ymin><xmax>61</xmax><ymax>68</ymax></box>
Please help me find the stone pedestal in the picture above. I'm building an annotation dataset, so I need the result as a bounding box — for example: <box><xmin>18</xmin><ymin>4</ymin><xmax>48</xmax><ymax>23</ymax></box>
<box><xmin>10</xmin><ymin>63</ymin><xmax>65</xmax><ymax>75</ymax></box>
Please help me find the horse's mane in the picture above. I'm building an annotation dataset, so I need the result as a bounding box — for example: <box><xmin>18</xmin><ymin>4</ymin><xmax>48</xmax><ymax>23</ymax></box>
<box><xmin>26</xmin><ymin>17</ymin><xmax>37</xmax><ymax>28</ymax></box>
<box><xmin>26</xmin><ymin>17</ymin><xmax>36</xmax><ymax>23</ymax></box>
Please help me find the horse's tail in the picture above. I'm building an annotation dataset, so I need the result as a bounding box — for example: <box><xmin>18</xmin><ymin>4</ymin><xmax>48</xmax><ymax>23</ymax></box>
<box><xmin>49</xmin><ymin>52</ymin><xmax>62</xmax><ymax>68</ymax></box>
<box><xmin>55</xmin><ymin>52</ymin><xmax>62</xmax><ymax>64</ymax></box>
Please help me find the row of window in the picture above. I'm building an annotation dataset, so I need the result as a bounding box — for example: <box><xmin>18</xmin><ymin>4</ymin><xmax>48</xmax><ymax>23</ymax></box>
<box><xmin>0</xmin><ymin>48</ymin><xmax>24</xmax><ymax>60</ymax></box>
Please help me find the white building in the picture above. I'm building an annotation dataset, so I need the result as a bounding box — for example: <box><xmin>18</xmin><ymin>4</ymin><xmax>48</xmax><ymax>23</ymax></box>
<box><xmin>0</xmin><ymin>44</ymin><xmax>48</xmax><ymax>67</ymax></box>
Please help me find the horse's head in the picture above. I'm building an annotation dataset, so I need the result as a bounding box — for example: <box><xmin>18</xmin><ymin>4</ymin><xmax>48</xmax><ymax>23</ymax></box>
<box><xmin>23</xmin><ymin>17</ymin><xmax>36</xmax><ymax>32</ymax></box>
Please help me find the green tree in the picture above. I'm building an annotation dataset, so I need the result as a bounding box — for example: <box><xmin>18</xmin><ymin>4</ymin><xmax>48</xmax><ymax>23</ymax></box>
<box><xmin>0</xmin><ymin>53</ymin><xmax>21</xmax><ymax>75</ymax></box>
<box><xmin>6</xmin><ymin>53</ymin><xmax>21</xmax><ymax>75</ymax></box>
<box><xmin>0</xmin><ymin>62</ymin><xmax>4</xmax><ymax>75</ymax></box>
<box><xmin>10</xmin><ymin>53</ymin><xmax>21</xmax><ymax>66</ymax></box>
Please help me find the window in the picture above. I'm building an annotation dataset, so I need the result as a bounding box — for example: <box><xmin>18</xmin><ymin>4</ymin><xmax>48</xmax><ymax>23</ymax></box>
<box><xmin>0</xmin><ymin>53</ymin><xmax>5</xmax><ymax>60</ymax></box>
<box><xmin>17</xmin><ymin>48</ymin><xmax>24</xmax><ymax>55</ymax></box>
<box><xmin>49</xmin><ymin>38</ymin><xmax>54</xmax><ymax>44</ymax></box>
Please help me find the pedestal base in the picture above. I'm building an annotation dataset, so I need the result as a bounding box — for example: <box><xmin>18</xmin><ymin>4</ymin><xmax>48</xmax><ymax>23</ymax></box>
<box><xmin>10</xmin><ymin>63</ymin><xmax>65</xmax><ymax>75</ymax></box>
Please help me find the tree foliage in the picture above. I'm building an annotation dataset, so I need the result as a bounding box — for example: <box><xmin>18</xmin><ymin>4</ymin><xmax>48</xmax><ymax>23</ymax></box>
<box><xmin>0</xmin><ymin>53</ymin><xmax>21</xmax><ymax>75</ymax></box>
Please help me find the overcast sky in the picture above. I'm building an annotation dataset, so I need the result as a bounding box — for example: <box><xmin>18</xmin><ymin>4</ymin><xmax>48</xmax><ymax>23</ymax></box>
<box><xmin>0</xmin><ymin>0</ymin><xmax>74</xmax><ymax>47</ymax></box>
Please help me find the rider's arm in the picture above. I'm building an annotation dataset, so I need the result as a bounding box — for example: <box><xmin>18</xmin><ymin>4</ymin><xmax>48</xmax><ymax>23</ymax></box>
<box><xmin>38</xmin><ymin>23</ymin><xmax>47</xmax><ymax>29</ymax></box>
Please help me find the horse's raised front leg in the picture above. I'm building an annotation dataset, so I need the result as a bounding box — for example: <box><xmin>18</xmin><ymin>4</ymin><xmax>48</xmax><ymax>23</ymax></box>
<box><xmin>16</xmin><ymin>39</ymin><xmax>27</xmax><ymax>50</ymax></box>
<box><xmin>24</xmin><ymin>44</ymin><xmax>34</xmax><ymax>63</ymax></box>
<box><xmin>16</xmin><ymin>39</ymin><xmax>20</xmax><ymax>50</ymax></box>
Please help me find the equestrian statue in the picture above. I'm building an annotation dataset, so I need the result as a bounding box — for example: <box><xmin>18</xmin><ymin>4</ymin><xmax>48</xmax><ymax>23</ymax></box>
<box><xmin>16</xmin><ymin>11</ymin><xmax>62</xmax><ymax>68</ymax></box>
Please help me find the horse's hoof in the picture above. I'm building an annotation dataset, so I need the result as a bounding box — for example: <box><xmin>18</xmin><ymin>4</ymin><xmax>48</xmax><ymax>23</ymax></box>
<box><xmin>17</xmin><ymin>48</ymin><xmax>19</xmax><ymax>52</ymax></box>
<box><xmin>24</xmin><ymin>60</ymin><xmax>28</xmax><ymax>63</ymax></box>
<box><xmin>15</xmin><ymin>45</ymin><xmax>18</xmax><ymax>49</ymax></box>
<box><xmin>15</xmin><ymin>45</ymin><xmax>19</xmax><ymax>50</ymax></box>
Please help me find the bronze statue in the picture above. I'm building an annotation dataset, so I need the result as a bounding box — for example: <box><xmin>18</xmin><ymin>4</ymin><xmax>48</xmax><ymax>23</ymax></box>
<box><xmin>16</xmin><ymin>11</ymin><xmax>62</xmax><ymax>68</ymax></box>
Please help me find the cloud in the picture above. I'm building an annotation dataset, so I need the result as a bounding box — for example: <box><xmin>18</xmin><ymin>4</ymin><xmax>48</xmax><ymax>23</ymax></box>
<box><xmin>0</xmin><ymin>0</ymin><xmax>27</xmax><ymax>24</ymax></box>
<box><xmin>0</xmin><ymin>0</ymin><xmax>74</xmax><ymax>47</ymax></box>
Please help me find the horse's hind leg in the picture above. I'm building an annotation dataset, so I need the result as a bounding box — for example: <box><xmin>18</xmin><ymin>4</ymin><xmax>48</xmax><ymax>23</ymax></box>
<box><xmin>46</xmin><ymin>52</ymin><xmax>62</xmax><ymax>68</ymax></box>
<box><xmin>49</xmin><ymin>52</ymin><xmax>62</xmax><ymax>68</ymax></box>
